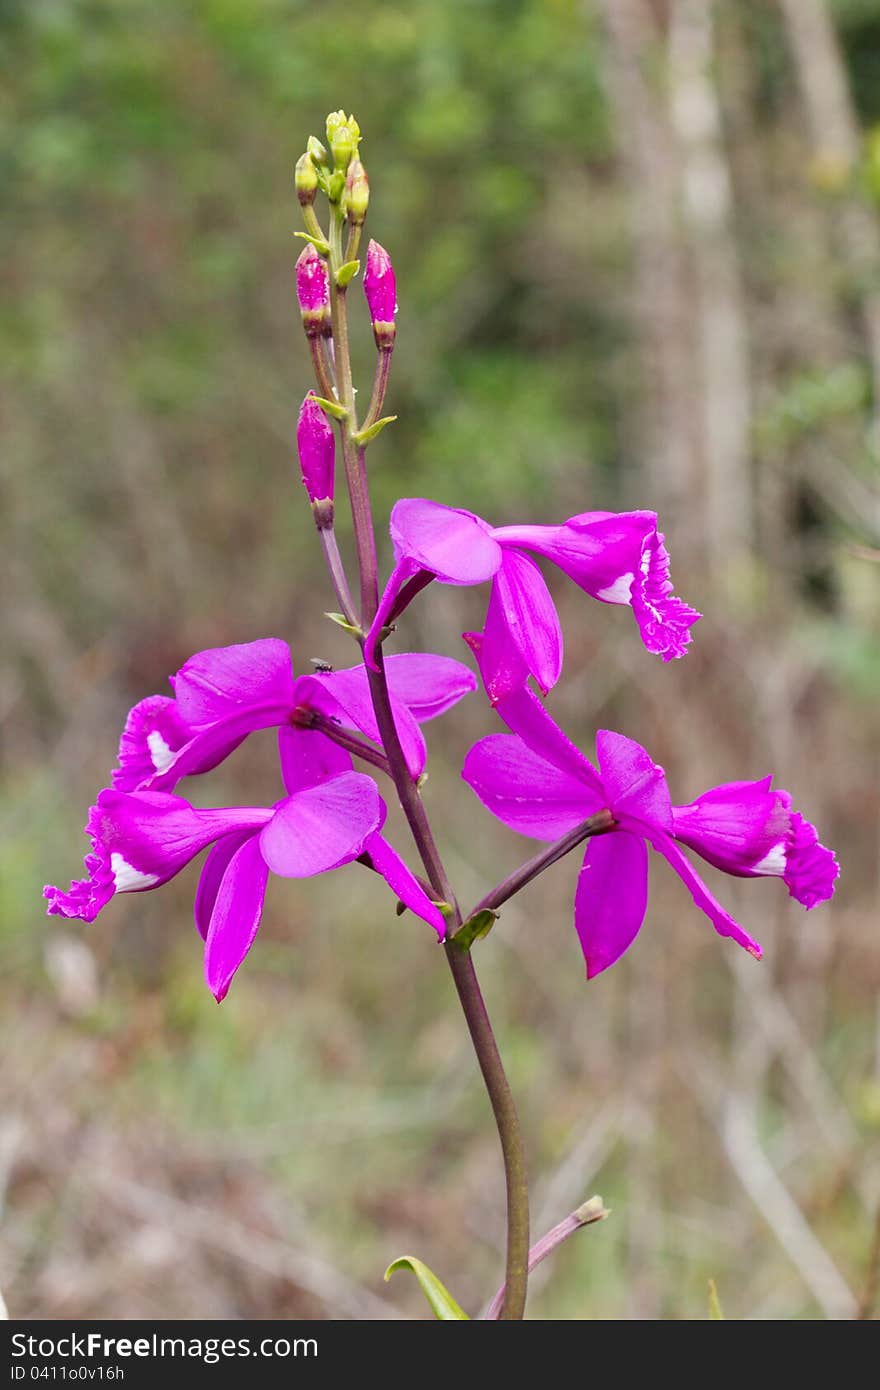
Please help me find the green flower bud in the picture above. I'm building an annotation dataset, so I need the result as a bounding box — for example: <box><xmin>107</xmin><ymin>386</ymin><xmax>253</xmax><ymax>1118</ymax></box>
<box><xmin>307</xmin><ymin>135</ymin><xmax>329</xmax><ymax>167</ymax></box>
<box><xmin>325</xmin><ymin>109</ymin><xmax>361</xmax><ymax>173</ymax></box>
<box><xmin>345</xmin><ymin>159</ymin><xmax>370</xmax><ymax>225</ymax></box>
<box><xmin>295</xmin><ymin>152</ymin><xmax>318</xmax><ymax>207</ymax></box>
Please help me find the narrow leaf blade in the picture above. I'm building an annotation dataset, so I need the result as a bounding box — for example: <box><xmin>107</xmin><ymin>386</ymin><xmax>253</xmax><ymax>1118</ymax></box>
<box><xmin>310</xmin><ymin>396</ymin><xmax>349</xmax><ymax>421</ymax></box>
<box><xmin>384</xmin><ymin>1255</ymin><xmax>470</xmax><ymax>1320</ymax></box>
<box><xmin>708</xmin><ymin>1278</ymin><xmax>724</xmax><ymax>1320</ymax></box>
<box><xmin>353</xmin><ymin>415</ymin><xmax>398</xmax><ymax>446</ymax></box>
<box><xmin>293</xmin><ymin>231</ymin><xmax>330</xmax><ymax>256</ymax></box>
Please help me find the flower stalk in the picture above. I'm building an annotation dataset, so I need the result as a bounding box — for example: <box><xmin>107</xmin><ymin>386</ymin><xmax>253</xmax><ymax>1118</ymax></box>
<box><xmin>470</xmin><ymin>809</ymin><xmax>616</xmax><ymax>919</ymax></box>
<box><xmin>319</xmin><ymin>132</ymin><xmax>532</xmax><ymax>1320</ymax></box>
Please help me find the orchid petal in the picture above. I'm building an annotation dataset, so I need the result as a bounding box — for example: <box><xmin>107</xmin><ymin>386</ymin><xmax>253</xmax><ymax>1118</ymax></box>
<box><xmin>194</xmin><ymin>831</ymin><xmax>261</xmax><ymax>941</ymax></box>
<box><xmin>259</xmin><ymin>772</ymin><xmax>384</xmax><ymax>878</ymax></box>
<box><xmin>170</xmin><ymin>639</ymin><xmax>295</xmax><ymax>728</ymax></box>
<box><xmin>278</xmin><ymin>725</ymin><xmax>353</xmax><ymax>796</ymax></box>
<box><xmin>296</xmin><ymin>667</ymin><xmax>426</xmax><ymax>780</ymax></box>
<box><xmin>462</xmin><ymin>652</ymin><xmax>603</xmax><ymax>795</ymax></box>
<box><xmin>672</xmin><ymin>779</ymin><xmax>838</xmax><ymax>909</ymax></box>
<box><xmin>648</xmin><ymin>829</ymin><xmax>763</xmax><ymax>959</ymax></box>
<box><xmin>463</xmin><ymin>734</ymin><xmax>601</xmax><ymax>840</ymax></box>
<box><xmin>364</xmin><ymin>832</ymin><xmax>447</xmax><ymax>937</ymax></box>
<box><xmin>672</xmin><ymin>777</ymin><xmax>788</xmax><ymax>877</ymax></box>
<box><xmin>492</xmin><ymin>511</ymin><xmax>700</xmax><ymax>661</ymax></box>
<box><xmin>364</xmin><ymin>556</ymin><xmax>421</xmax><ymax>670</ymax></box>
<box><xmin>596</xmin><ymin>729</ymin><xmax>673</xmax><ymax>830</ymax></box>
<box><xmin>203</xmin><ymin>836</ymin><xmax>270</xmax><ymax>1002</ymax></box>
<box><xmin>631</xmin><ymin>525</ymin><xmax>702</xmax><ymax>662</ymax></box>
<box><xmin>112</xmin><ymin>695</ymin><xmax>192</xmax><ymax>792</ymax></box>
<box><xmin>136</xmin><ymin>713</ymin><xmax>265</xmax><ymax>794</ymax></box>
<box><xmin>43</xmin><ymin>791</ymin><xmax>272</xmax><ymax>923</ymax></box>
<box><xmin>485</xmin><ymin>551</ymin><xmax>563</xmax><ymax>696</ymax></box>
<box><xmin>381</xmin><ymin>652</ymin><xmax>477</xmax><ymax>721</ymax></box>
<box><xmin>389</xmin><ymin>498</ymin><xmax>501</xmax><ymax>583</ymax></box>
<box><xmin>365</xmin><ymin>502</ymin><xmax>501</xmax><ymax>668</ymax></box>
<box><xmin>783</xmin><ymin>811</ymin><xmax>839</xmax><ymax>909</ymax></box>
<box><xmin>464</xmin><ymin>620</ymin><xmax>530</xmax><ymax>708</ymax></box>
<box><xmin>575</xmin><ymin>831</ymin><xmax>649</xmax><ymax>979</ymax></box>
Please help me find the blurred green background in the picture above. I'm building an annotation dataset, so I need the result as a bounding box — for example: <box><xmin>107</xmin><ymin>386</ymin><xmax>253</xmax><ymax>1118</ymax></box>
<box><xmin>2</xmin><ymin>0</ymin><xmax>879</xmax><ymax>1319</ymax></box>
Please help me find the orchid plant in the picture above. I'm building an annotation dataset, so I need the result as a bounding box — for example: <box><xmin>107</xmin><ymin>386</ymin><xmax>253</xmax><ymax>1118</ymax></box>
<box><xmin>45</xmin><ymin>112</ymin><xmax>839</xmax><ymax>1321</ymax></box>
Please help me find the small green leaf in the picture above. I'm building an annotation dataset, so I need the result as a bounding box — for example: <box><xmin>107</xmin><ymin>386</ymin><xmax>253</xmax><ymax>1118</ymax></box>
<box><xmin>353</xmin><ymin>415</ymin><xmax>397</xmax><ymax>445</ymax></box>
<box><xmin>310</xmin><ymin>396</ymin><xmax>349</xmax><ymax>421</ymax></box>
<box><xmin>452</xmin><ymin>909</ymin><xmax>498</xmax><ymax>951</ymax></box>
<box><xmin>293</xmin><ymin>231</ymin><xmax>330</xmax><ymax>256</ymax></box>
<box><xmin>708</xmin><ymin>1278</ymin><xmax>724</xmax><ymax>1320</ymax></box>
<box><xmin>384</xmin><ymin>1256</ymin><xmax>470</xmax><ymax>1320</ymax></box>
<box><xmin>335</xmin><ymin>259</ymin><xmax>361</xmax><ymax>288</ymax></box>
<box><xmin>324</xmin><ymin>612</ymin><xmax>362</xmax><ymax>636</ymax></box>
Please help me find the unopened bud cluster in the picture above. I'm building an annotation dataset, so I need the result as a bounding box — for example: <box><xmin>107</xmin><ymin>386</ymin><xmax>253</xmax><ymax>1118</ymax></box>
<box><xmin>293</xmin><ymin>111</ymin><xmax>398</xmax><ymax>524</ymax></box>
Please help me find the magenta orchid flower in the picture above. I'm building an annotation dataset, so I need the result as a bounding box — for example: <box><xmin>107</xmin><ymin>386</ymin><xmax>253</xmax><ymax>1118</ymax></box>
<box><xmin>364</xmin><ymin>500</ymin><xmax>700</xmax><ymax>698</ymax></box>
<box><xmin>44</xmin><ymin>765</ymin><xmax>446</xmax><ymax>1001</ymax></box>
<box><xmin>462</xmin><ymin>703</ymin><xmax>838</xmax><ymax>978</ymax></box>
<box><xmin>111</xmin><ymin>639</ymin><xmax>476</xmax><ymax>795</ymax></box>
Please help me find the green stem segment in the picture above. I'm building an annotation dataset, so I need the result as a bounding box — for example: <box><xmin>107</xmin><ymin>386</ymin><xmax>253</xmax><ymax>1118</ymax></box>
<box><xmin>323</xmin><ymin>198</ymin><xmax>530</xmax><ymax>1320</ymax></box>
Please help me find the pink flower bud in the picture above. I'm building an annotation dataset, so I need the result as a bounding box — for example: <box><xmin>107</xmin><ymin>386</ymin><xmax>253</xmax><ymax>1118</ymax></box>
<box><xmin>296</xmin><ymin>243</ymin><xmax>329</xmax><ymax>314</ymax></box>
<box><xmin>364</xmin><ymin>240</ymin><xmax>397</xmax><ymax>336</ymax></box>
<box><xmin>297</xmin><ymin>393</ymin><xmax>335</xmax><ymax>518</ymax></box>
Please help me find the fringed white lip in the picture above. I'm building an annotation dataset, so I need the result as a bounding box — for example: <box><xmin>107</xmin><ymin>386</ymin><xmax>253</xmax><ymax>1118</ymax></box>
<box><xmin>596</xmin><ymin>572</ymin><xmax>634</xmax><ymax>604</ymax></box>
<box><xmin>752</xmin><ymin>843</ymin><xmax>787</xmax><ymax>876</ymax></box>
<box><xmin>111</xmin><ymin>853</ymin><xmax>160</xmax><ymax>893</ymax></box>
<box><xmin>147</xmin><ymin>730</ymin><xmax>176</xmax><ymax>773</ymax></box>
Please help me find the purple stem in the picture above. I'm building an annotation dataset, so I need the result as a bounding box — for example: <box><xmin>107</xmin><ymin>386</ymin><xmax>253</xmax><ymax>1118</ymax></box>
<box><xmin>323</xmin><ymin>201</ymin><xmax>530</xmax><ymax>1320</ymax></box>
<box><xmin>469</xmin><ymin>810</ymin><xmax>616</xmax><ymax>920</ymax></box>
<box><xmin>387</xmin><ymin>568</ymin><xmax>436</xmax><ymax>626</ymax></box>
<box><xmin>362</xmin><ymin>346</ymin><xmax>394</xmax><ymax>432</ymax></box>
<box><xmin>292</xmin><ymin>708</ymin><xmax>391</xmax><ymax>777</ymax></box>
<box><xmin>308</xmin><ymin>334</ymin><xmax>336</xmax><ymax>404</ymax></box>
<box><xmin>319</xmin><ymin>528</ymin><xmax>359</xmax><ymax>631</ymax></box>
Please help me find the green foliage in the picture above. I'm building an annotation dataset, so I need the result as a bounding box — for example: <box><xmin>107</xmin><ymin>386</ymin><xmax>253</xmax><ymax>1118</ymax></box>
<box><xmin>384</xmin><ymin>1256</ymin><xmax>470</xmax><ymax>1319</ymax></box>
<box><xmin>757</xmin><ymin>364</ymin><xmax>870</xmax><ymax>450</ymax></box>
